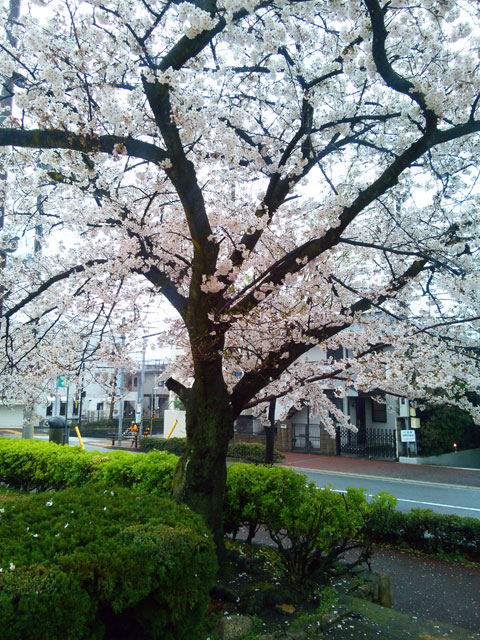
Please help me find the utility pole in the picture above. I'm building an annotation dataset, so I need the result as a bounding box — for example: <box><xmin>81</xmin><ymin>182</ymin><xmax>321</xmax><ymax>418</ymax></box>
<box><xmin>77</xmin><ymin>363</ymin><xmax>85</xmax><ymax>432</ymax></box>
<box><xmin>22</xmin><ymin>204</ymin><xmax>43</xmax><ymax>439</ymax></box>
<box><xmin>116</xmin><ymin>318</ymin><xmax>126</xmax><ymax>445</ymax></box>
<box><xmin>137</xmin><ymin>338</ymin><xmax>146</xmax><ymax>437</ymax></box>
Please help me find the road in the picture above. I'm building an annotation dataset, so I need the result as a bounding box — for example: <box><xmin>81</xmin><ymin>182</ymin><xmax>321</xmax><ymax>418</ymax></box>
<box><xmin>299</xmin><ymin>468</ymin><xmax>480</xmax><ymax>519</ymax></box>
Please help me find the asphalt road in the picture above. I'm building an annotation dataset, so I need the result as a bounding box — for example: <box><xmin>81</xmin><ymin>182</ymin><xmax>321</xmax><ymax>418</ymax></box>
<box><xmin>300</xmin><ymin>469</ymin><xmax>480</xmax><ymax>519</ymax></box>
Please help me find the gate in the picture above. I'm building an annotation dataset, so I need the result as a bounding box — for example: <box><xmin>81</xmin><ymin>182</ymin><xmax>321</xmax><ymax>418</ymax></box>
<box><xmin>292</xmin><ymin>423</ymin><xmax>321</xmax><ymax>452</ymax></box>
<box><xmin>337</xmin><ymin>427</ymin><xmax>397</xmax><ymax>459</ymax></box>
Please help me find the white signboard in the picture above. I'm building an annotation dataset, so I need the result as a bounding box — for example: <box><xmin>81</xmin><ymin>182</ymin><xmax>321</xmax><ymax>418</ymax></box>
<box><xmin>401</xmin><ymin>429</ymin><xmax>416</xmax><ymax>443</ymax></box>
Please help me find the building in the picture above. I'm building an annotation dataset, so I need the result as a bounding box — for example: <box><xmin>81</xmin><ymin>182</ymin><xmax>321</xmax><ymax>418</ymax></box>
<box><xmin>233</xmin><ymin>345</ymin><xmax>416</xmax><ymax>460</ymax></box>
<box><xmin>0</xmin><ymin>360</ymin><xmax>170</xmax><ymax>432</ymax></box>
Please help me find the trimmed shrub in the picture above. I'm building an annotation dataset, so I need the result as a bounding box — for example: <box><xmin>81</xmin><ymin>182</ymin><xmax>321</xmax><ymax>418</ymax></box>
<box><xmin>224</xmin><ymin>464</ymin><xmax>376</xmax><ymax>588</ymax></box>
<box><xmin>359</xmin><ymin>500</ymin><xmax>480</xmax><ymax>562</ymax></box>
<box><xmin>227</xmin><ymin>441</ymin><xmax>284</xmax><ymax>463</ymax></box>
<box><xmin>0</xmin><ymin>565</ymin><xmax>95</xmax><ymax>640</ymax></box>
<box><xmin>141</xmin><ymin>437</ymin><xmax>284</xmax><ymax>463</ymax></box>
<box><xmin>0</xmin><ymin>485</ymin><xmax>216</xmax><ymax>640</ymax></box>
<box><xmin>0</xmin><ymin>439</ymin><xmax>177</xmax><ymax>496</ymax></box>
<box><xmin>89</xmin><ymin>449</ymin><xmax>177</xmax><ymax>497</ymax></box>
<box><xmin>266</xmin><ymin>484</ymin><xmax>372</xmax><ymax>587</ymax></box>
<box><xmin>224</xmin><ymin>464</ymin><xmax>308</xmax><ymax>542</ymax></box>
<box><xmin>0</xmin><ymin>438</ymin><xmax>95</xmax><ymax>491</ymax></box>
<box><xmin>140</xmin><ymin>436</ymin><xmax>187</xmax><ymax>456</ymax></box>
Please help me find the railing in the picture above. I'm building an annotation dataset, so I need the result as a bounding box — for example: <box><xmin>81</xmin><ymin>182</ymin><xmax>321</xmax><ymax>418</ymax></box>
<box><xmin>338</xmin><ymin>427</ymin><xmax>397</xmax><ymax>459</ymax></box>
<box><xmin>291</xmin><ymin>423</ymin><xmax>322</xmax><ymax>451</ymax></box>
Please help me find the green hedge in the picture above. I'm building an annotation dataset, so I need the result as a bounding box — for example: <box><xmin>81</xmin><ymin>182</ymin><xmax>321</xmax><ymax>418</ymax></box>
<box><xmin>224</xmin><ymin>463</ymin><xmax>480</xmax><ymax>566</ymax></box>
<box><xmin>0</xmin><ymin>439</ymin><xmax>177</xmax><ymax>496</ymax></box>
<box><xmin>224</xmin><ymin>464</ymin><xmax>379</xmax><ymax>586</ymax></box>
<box><xmin>140</xmin><ymin>437</ymin><xmax>284</xmax><ymax>463</ymax></box>
<box><xmin>141</xmin><ymin>437</ymin><xmax>187</xmax><ymax>456</ymax></box>
<box><xmin>0</xmin><ymin>485</ymin><xmax>216</xmax><ymax>640</ymax></box>
<box><xmin>417</xmin><ymin>404</ymin><xmax>480</xmax><ymax>456</ymax></box>
<box><xmin>227</xmin><ymin>441</ymin><xmax>284</xmax><ymax>463</ymax></box>
<box><xmin>366</xmin><ymin>505</ymin><xmax>480</xmax><ymax>560</ymax></box>
<box><xmin>1</xmin><ymin>439</ymin><xmax>478</xmax><ymax>565</ymax></box>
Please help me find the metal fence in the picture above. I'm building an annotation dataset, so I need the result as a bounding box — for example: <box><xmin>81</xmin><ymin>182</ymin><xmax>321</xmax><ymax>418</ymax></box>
<box><xmin>338</xmin><ymin>427</ymin><xmax>397</xmax><ymax>459</ymax></box>
<box><xmin>291</xmin><ymin>423</ymin><xmax>322</xmax><ymax>451</ymax></box>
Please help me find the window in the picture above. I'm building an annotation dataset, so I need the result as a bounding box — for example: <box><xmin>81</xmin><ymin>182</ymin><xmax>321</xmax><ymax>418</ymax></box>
<box><xmin>96</xmin><ymin>402</ymin><xmax>104</xmax><ymax>411</ymax></box>
<box><xmin>372</xmin><ymin>398</ymin><xmax>387</xmax><ymax>422</ymax></box>
<box><xmin>234</xmin><ymin>416</ymin><xmax>258</xmax><ymax>434</ymax></box>
<box><xmin>133</xmin><ymin>377</ymin><xmax>138</xmax><ymax>388</ymax></box>
<box><xmin>326</xmin><ymin>346</ymin><xmax>343</xmax><ymax>361</ymax></box>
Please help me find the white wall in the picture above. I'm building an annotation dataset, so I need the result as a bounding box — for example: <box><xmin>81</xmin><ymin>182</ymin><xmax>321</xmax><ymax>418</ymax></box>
<box><xmin>164</xmin><ymin>409</ymin><xmax>186</xmax><ymax>438</ymax></box>
<box><xmin>0</xmin><ymin>405</ymin><xmax>24</xmax><ymax>427</ymax></box>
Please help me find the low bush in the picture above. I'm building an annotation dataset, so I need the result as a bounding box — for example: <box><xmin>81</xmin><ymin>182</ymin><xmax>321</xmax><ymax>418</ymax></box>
<box><xmin>0</xmin><ymin>438</ymin><xmax>95</xmax><ymax>491</ymax></box>
<box><xmin>0</xmin><ymin>485</ymin><xmax>216</xmax><ymax>640</ymax></box>
<box><xmin>141</xmin><ymin>437</ymin><xmax>284</xmax><ymax>463</ymax></box>
<box><xmin>224</xmin><ymin>464</ymin><xmax>307</xmax><ymax>542</ymax></box>
<box><xmin>366</xmin><ymin>505</ymin><xmax>480</xmax><ymax>561</ymax></box>
<box><xmin>266</xmin><ymin>483</ymin><xmax>373</xmax><ymax>587</ymax></box>
<box><xmin>0</xmin><ymin>439</ymin><xmax>178</xmax><ymax>496</ymax></box>
<box><xmin>227</xmin><ymin>441</ymin><xmax>284</xmax><ymax>463</ymax></box>
<box><xmin>224</xmin><ymin>464</ymin><xmax>378</xmax><ymax>588</ymax></box>
<box><xmin>89</xmin><ymin>450</ymin><xmax>177</xmax><ymax>497</ymax></box>
<box><xmin>141</xmin><ymin>436</ymin><xmax>187</xmax><ymax>455</ymax></box>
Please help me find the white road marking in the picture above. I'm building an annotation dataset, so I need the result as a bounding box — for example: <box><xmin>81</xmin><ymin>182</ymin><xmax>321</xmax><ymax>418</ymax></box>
<box><xmin>331</xmin><ymin>489</ymin><xmax>480</xmax><ymax>512</ymax></box>
<box><xmin>394</xmin><ymin>498</ymin><xmax>480</xmax><ymax>512</ymax></box>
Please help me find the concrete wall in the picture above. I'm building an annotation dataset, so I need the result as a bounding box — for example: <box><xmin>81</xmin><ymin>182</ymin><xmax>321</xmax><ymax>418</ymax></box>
<box><xmin>0</xmin><ymin>405</ymin><xmax>24</xmax><ymax>427</ymax></box>
<box><xmin>163</xmin><ymin>409</ymin><xmax>186</xmax><ymax>438</ymax></box>
<box><xmin>399</xmin><ymin>447</ymin><xmax>480</xmax><ymax>469</ymax></box>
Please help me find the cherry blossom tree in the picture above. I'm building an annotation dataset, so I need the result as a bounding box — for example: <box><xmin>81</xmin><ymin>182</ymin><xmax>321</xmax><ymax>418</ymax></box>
<box><xmin>1</xmin><ymin>0</ymin><xmax>480</xmax><ymax>553</ymax></box>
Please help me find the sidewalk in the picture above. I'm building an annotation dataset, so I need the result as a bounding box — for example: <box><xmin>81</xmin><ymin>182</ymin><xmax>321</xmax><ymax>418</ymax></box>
<box><xmin>281</xmin><ymin>451</ymin><xmax>480</xmax><ymax>488</ymax></box>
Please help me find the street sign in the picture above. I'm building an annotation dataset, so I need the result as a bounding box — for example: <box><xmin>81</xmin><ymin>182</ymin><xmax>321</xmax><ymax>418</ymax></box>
<box><xmin>58</xmin><ymin>375</ymin><xmax>68</xmax><ymax>387</ymax></box>
<box><xmin>401</xmin><ymin>429</ymin><xmax>416</xmax><ymax>442</ymax></box>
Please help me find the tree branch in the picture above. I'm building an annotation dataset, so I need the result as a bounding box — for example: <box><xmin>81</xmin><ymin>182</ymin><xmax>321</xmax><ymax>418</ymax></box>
<box><xmin>225</xmin><ymin>119</ymin><xmax>480</xmax><ymax>319</ymax></box>
<box><xmin>2</xmin><ymin>259</ymin><xmax>109</xmax><ymax>319</ymax></box>
<box><xmin>0</xmin><ymin>128</ymin><xmax>169</xmax><ymax>164</ymax></box>
<box><xmin>364</xmin><ymin>0</ymin><xmax>437</xmax><ymax>132</ymax></box>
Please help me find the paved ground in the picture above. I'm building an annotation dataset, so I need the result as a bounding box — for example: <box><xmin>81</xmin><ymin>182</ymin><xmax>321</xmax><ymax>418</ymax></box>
<box><xmin>282</xmin><ymin>451</ymin><xmax>480</xmax><ymax>488</ymax></box>
<box><xmin>370</xmin><ymin>546</ymin><xmax>480</xmax><ymax>633</ymax></box>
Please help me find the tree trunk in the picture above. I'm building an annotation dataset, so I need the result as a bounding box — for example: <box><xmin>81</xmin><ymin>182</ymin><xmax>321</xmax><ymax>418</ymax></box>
<box><xmin>22</xmin><ymin>401</ymin><xmax>34</xmax><ymax>439</ymax></box>
<box><xmin>265</xmin><ymin>399</ymin><xmax>276</xmax><ymax>464</ymax></box>
<box><xmin>172</xmin><ymin>379</ymin><xmax>234</xmax><ymax>563</ymax></box>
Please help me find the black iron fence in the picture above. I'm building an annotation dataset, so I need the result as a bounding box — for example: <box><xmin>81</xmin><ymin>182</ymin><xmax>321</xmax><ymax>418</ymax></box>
<box><xmin>338</xmin><ymin>427</ymin><xmax>397</xmax><ymax>459</ymax></box>
<box><xmin>292</xmin><ymin>423</ymin><xmax>322</xmax><ymax>451</ymax></box>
